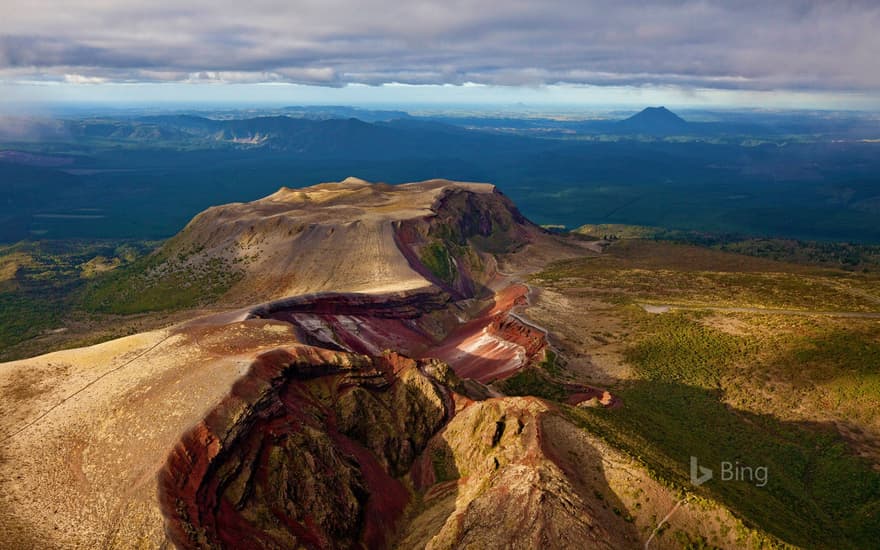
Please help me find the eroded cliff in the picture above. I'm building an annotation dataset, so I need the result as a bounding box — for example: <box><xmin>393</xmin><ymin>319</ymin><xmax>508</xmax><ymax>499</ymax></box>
<box><xmin>159</xmin><ymin>348</ymin><xmax>456</xmax><ymax>549</ymax></box>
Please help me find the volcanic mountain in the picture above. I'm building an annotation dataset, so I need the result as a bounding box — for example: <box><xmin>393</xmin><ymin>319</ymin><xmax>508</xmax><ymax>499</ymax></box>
<box><xmin>617</xmin><ymin>106</ymin><xmax>689</xmax><ymax>135</ymax></box>
<box><xmin>0</xmin><ymin>179</ymin><xmax>760</xmax><ymax>549</ymax></box>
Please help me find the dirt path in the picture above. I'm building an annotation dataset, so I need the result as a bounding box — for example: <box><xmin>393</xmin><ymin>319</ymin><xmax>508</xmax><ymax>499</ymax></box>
<box><xmin>644</xmin><ymin>497</ymin><xmax>689</xmax><ymax>549</ymax></box>
<box><xmin>509</xmin><ymin>285</ymin><xmax>564</xmax><ymax>360</ymax></box>
<box><xmin>493</xmin><ymin>264</ymin><xmax>556</xmax><ymax>347</ymax></box>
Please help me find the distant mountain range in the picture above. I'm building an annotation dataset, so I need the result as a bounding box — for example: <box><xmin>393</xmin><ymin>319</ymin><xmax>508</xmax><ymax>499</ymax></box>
<box><xmin>55</xmin><ymin>107</ymin><xmax>711</xmax><ymax>151</ymax></box>
<box><xmin>61</xmin><ymin>114</ymin><xmax>546</xmax><ymax>159</ymax></box>
<box><xmin>2</xmin><ymin>106</ymin><xmax>879</xmax><ymax>244</ymax></box>
<box><xmin>4</xmin><ymin>106</ymin><xmax>876</xmax><ymax>151</ymax></box>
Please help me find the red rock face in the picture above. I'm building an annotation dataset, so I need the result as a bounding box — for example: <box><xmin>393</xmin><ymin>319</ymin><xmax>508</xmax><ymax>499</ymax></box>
<box><xmin>249</xmin><ymin>291</ymin><xmax>447</xmax><ymax>356</ymax></box>
<box><xmin>247</xmin><ymin>283</ymin><xmax>547</xmax><ymax>385</ymax></box>
<box><xmin>158</xmin><ymin>347</ymin><xmax>455</xmax><ymax>549</ymax></box>
<box><xmin>428</xmin><ymin>284</ymin><xmax>548</xmax><ymax>383</ymax></box>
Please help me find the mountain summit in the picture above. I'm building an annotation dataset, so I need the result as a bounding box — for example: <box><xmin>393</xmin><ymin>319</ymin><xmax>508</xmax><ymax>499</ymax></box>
<box><xmin>617</xmin><ymin>106</ymin><xmax>688</xmax><ymax>134</ymax></box>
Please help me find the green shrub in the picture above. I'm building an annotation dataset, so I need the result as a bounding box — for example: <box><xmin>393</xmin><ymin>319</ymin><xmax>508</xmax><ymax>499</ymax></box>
<box><xmin>499</xmin><ymin>368</ymin><xmax>566</xmax><ymax>401</ymax></box>
<box><xmin>624</xmin><ymin>313</ymin><xmax>739</xmax><ymax>388</ymax></box>
<box><xmin>420</xmin><ymin>242</ymin><xmax>457</xmax><ymax>284</ymax></box>
<box><xmin>81</xmin><ymin>252</ymin><xmax>243</xmax><ymax>314</ymax></box>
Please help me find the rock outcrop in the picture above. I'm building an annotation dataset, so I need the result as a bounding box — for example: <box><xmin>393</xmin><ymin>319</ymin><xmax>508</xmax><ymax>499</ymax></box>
<box><xmin>395</xmin><ymin>184</ymin><xmax>536</xmax><ymax>297</ymax></box>
<box><xmin>404</xmin><ymin>398</ymin><xmax>623</xmax><ymax>549</ymax></box>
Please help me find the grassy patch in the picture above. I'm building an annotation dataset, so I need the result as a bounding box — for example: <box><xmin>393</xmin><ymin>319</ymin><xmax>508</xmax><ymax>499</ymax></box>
<box><xmin>532</xmin><ymin>240</ymin><xmax>880</xmax><ymax>312</ymax></box>
<box><xmin>573</xmin><ymin>224</ymin><xmax>880</xmax><ymax>271</ymax></box>
<box><xmin>419</xmin><ymin>242</ymin><xmax>457</xmax><ymax>285</ymax></box>
<box><xmin>0</xmin><ymin>238</ymin><xmax>246</xmax><ymax>358</ymax></box>
<box><xmin>0</xmin><ymin>291</ymin><xmax>67</xmax><ymax>354</ymax></box>
<box><xmin>717</xmin><ymin>239</ymin><xmax>880</xmax><ymax>271</ymax></box>
<box><xmin>763</xmin><ymin>328</ymin><xmax>880</xmax><ymax>425</ymax></box>
<box><xmin>789</xmin><ymin>330</ymin><xmax>880</xmax><ymax>377</ymax></box>
<box><xmin>624</xmin><ymin>313</ymin><xmax>741</xmax><ymax>388</ymax></box>
<box><xmin>569</xmin><ymin>380</ymin><xmax>880</xmax><ymax>549</ymax></box>
<box><xmin>561</xmin><ymin>309</ymin><xmax>880</xmax><ymax>548</ymax></box>
<box><xmin>0</xmin><ymin>239</ymin><xmax>154</xmax><ymax>358</ymax></box>
<box><xmin>81</xmin><ymin>250</ymin><xmax>243</xmax><ymax>314</ymax></box>
<box><xmin>498</xmin><ymin>368</ymin><xmax>567</xmax><ymax>401</ymax></box>
<box><xmin>538</xmin><ymin>348</ymin><xmax>563</xmax><ymax>376</ymax></box>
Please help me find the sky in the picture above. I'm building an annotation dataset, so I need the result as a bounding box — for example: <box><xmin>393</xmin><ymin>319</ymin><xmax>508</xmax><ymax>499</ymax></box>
<box><xmin>2</xmin><ymin>0</ymin><xmax>880</xmax><ymax>110</ymax></box>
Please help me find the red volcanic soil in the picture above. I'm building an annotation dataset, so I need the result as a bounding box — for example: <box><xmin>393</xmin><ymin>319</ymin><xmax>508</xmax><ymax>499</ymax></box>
<box><xmin>286</xmin><ymin>312</ymin><xmax>435</xmax><ymax>357</ymax></box>
<box><xmin>160</xmin><ymin>280</ymin><xmax>558</xmax><ymax>548</ymax></box>
<box><xmin>157</xmin><ymin>287</ymin><xmax>621</xmax><ymax>549</ymax></box>
<box><xmin>159</xmin><ymin>347</ymin><xmax>453</xmax><ymax>550</ymax></box>
<box><xmin>428</xmin><ymin>284</ymin><xmax>547</xmax><ymax>383</ymax></box>
<box><xmin>251</xmin><ymin>291</ymin><xmax>445</xmax><ymax>356</ymax></box>
<box><xmin>565</xmin><ymin>388</ymin><xmax>618</xmax><ymax>408</ymax></box>
<box><xmin>249</xmin><ymin>285</ymin><xmax>548</xmax><ymax>385</ymax></box>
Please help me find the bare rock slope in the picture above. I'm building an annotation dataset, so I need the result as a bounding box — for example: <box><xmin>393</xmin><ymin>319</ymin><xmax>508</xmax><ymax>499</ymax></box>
<box><xmin>163</xmin><ymin>177</ymin><xmax>533</xmax><ymax>300</ymax></box>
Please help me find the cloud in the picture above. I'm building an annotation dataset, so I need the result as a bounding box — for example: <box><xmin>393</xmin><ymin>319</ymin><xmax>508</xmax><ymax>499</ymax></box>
<box><xmin>1</xmin><ymin>0</ymin><xmax>879</xmax><ymax>92</ymax></box>
<box><xmin>63</xmin><ymin>73</ymin><xmax>108</xmax><ymax>84</ymax></box>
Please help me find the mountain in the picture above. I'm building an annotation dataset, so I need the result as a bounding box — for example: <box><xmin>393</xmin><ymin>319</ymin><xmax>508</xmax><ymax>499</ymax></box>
<box><xmin>84</xmin><ymin>177</ymin><xmax>540</xmax><ymax>309</ymax></box>
<box><xmin>3</xmin><ymin>179</ymin><xmax>618</xmax><ymax>548</ymax></box>
<box><xmin>126</xmin><ymin>114</ymin><xmax>543</xmax><ymax>159</ymax></box>
<box><xmin>0</xmin><ymin>179</ymin><xmax>747</xmax><ymax>548</ymax></box>
<box><xmin>616</xmin><ymin>106</ymin><xmax>689</xmax><ymax>134</ymax></box>
<box><xmin>3</xmin><ymin>178</ymin><xmax>876</xmax><ymax>549</ymax></box>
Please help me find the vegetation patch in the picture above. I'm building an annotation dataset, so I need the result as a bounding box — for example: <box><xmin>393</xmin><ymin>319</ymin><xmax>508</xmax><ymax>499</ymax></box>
<box><xmin>531</xmin><ymin>240</ymin><xmax>880</xmax><ymax>312</ymax></box>
<box><xmin>624</xmin><ymin>313</ymin><xmax>740</xmax><ymax>388</ymax></box>
<box><xmin>538</xmin><ymin>348</ymin><xmax>563</xmax><ymax>376</ymax></box>
<box><xmin>521</xmin><ymin>232</ymin><xmax>880</xmax><ymax>548</ymax></box>
<box><xmin>789</xmin><ymin>329</ymin><xmax>880</xmax><ymax>376</ymax></box>
<box><xmin>498</xmin><ymin>368</ymin><xmax>566</xmax><ymax>401</ymax></box>
<box><xmin>419</xmin><ymin>242</ymin><xmax>457</xmax><ymax>285</ymax></box>
<box><xmin>569</xmin><ymin>379</ymin><xmax>880</xmax><ymax>549</ymax></box>
<box><xmin>559</xmin><ymin>306</ymin><xmax>880</xmax><ymax>548</ymax></box>
<box><xmin>763</xmin><ymin>327</ymin><xmax>880</xmax><ymax>424</ymax></box>
<box><xmin>0</xmin><ymin>240</ymin><xmax>153</xmax><ymax>359</ymax></box>
<box><xmin>81</xmin><ymin>249</ymin><xmax>243</xmax><ymax>314</ymax></box>
<box><xmin>0</xmin><ymin>292</ymin><xmax>67</xmax><ymax>356</ymax></box>
<box><xmin>574</xmin><ymin>224</ymin><xmax>880</xmax><ymax>271</ymax></box>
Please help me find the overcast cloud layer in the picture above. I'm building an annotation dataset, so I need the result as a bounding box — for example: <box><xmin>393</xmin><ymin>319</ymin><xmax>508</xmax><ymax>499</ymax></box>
<box><xmin>1</xmin><ymin>0</ymin><xmax>879</xmax><ymax>93</ymax></box>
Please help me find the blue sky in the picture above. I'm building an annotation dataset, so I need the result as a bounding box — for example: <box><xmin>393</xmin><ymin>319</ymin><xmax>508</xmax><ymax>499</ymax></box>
<box><xmin>2</xmin><ymin>1</ymin><xmax>879</xmax><ymax>110</ymax></box>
